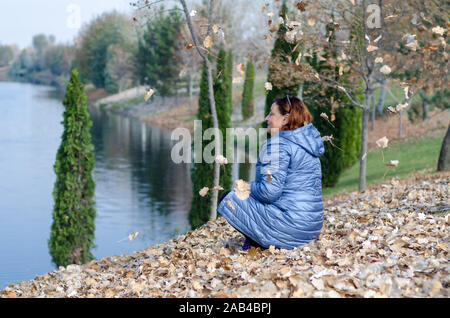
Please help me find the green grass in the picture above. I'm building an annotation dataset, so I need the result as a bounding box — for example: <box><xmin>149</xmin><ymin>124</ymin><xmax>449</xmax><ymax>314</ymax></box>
<box><xmin>322</xmin><ymin>131</ymin><xmax>447</xmax><ymax>198</ymax></box>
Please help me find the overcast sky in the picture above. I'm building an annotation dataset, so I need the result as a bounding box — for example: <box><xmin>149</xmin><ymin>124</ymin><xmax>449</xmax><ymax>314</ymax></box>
<box><xmin>0</xmin><ymin>0</ymin><xmax>134</xmax><ymax>48</ymax></box>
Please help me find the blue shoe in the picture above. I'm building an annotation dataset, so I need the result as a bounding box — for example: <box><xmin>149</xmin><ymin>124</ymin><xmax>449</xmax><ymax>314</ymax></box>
<box><xmin>241</xmin><ymin>238</ymin><xmax>251</xmax><ymax>251</ymax></box>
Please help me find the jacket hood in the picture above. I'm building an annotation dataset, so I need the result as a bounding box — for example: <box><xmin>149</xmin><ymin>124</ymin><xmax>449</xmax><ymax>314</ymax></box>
<box><xmin>279</xmin><ymin>123</ymin><xmax>325</xmax><ymax>157</ymax></box>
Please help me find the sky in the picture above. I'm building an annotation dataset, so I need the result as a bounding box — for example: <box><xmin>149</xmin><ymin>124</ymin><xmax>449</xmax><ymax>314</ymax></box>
<box><xmin>0</xmin><ymin>0</ymin><xmax>134</xmax><ymax>49</ymax></box>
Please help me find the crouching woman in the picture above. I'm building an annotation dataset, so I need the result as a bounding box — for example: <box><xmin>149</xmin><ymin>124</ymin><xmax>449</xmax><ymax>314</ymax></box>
<box><xmin>217</xmin><ymin>96</ymin><xmax>325</xmax><ymax>250</ymax></box>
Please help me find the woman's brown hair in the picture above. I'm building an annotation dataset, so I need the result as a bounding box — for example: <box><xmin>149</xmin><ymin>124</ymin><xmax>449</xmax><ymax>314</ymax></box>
<box><xmin>274</xmin><ymin>96</ymin><xmax>313</xmax><ymax>131</ymax></box>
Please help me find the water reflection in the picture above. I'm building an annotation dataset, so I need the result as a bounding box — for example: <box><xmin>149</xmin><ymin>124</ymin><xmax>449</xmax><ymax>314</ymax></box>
<box><xmin>87</xmin><ymin>107</ymin><xmax>193</xmax><ymax>258</ymax></box>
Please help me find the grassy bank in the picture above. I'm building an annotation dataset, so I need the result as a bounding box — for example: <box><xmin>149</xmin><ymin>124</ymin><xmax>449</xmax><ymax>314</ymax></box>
<box><xmin>323</xmin><ymin>131</ymin><xmax>446</xmax><ymax>198</ymax></box>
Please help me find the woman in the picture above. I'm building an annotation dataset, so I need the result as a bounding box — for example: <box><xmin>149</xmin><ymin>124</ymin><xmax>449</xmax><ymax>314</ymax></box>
<box><xmin>217</xmin><ymin>96</ymin><xmax>325</xmax><ymax>250</ymax></box>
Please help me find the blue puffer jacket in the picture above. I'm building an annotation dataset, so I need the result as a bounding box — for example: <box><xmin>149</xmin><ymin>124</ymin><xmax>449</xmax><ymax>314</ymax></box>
<box><xmin>217</xmin><ymin>123</ymin><xmax>325</xmax><ymax>249</ymax></box>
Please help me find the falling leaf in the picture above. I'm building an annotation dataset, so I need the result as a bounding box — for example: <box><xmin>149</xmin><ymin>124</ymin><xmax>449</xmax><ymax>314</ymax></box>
<box><xmin>186</xmin><ymin>44</ymin><xmax>194</xmax><ymax>50</ymax></box>
<box><xmin>215</xmin><ymin>155</ymin><xmax>228</xmax><ymax>165</ymax></box>
<box><xmin>376</xmin><ymin>136</ymin><xmax>389</xmax><ymax>148</ymax></box>
<box><xmin>234</xmin><ymin>179</ymin><xmax>250</xmax><ymax>200</ymax></box>
<box><xmin>296</xmin><ymin>1</ymin><xmax>308</xmax><ymax>11</ymax></box>
<box><xmin>267</xmin><ymin>12</ymin><xmax>274</xmax><ymax>17</ymax></box>
<box><xmin>396</xmin><ymin>103</ymin><xmax>408</xmax><ymax>112</ymax></box>
<box><xmin>144</xmin><ymin>89</ymin><xmax>155</xmax><ymax>102</ymax></box>
<box><xmin>308</xmin><ymin>18</ymin><xmax>316</xmax><ymax>26</ymax></box>
<box><xmin>375</xmin><ymin>57</ymin><xmax>384</xmax><ymax>64</ymax></box>
<box><xmin>266</xmin><ymin>170</ymin><xmax>272</xmax><ymax>184</ymax></box>
<box><xmin>203</xmin><ymin>35</ymin><xmax>213</xmax><ymax>48</ymax></box>
<box><xmin>261</xmin><ymin>3</ymin><xmax>269</xmax><ymax>13</ymax></box>
<box><xmin>211</xmin><ymin>185</ymin><xmax>224</xmax><ymax>191</ymax></box>
<box><xmin>264</xmin><ymin>82</ymin><xmax>273</xmax><ymax>91</ymax></box>
<box><xmin>265</xmin><ymin>34</ymin><xmax>272</xmax><ymax>45</ymax></box>
<box><xmin>277</xmin><ymin>17</ymin><xmax>284</xmax><ymax>25</ymax></box>
<box><xmin>128</xmin><ymin>232</ymin><xmax>139</xmax><ymax>241</ymax></box>
<box><xmin>388</xmin><ymin>106</ymin><xmax>397</xmax><ymax>113</ymax></box>
<box><xmin>432</xmin><ymin>26</ymin><xmax>445</xmax><ymax>36</ymax></box>
<box><xmin>212</xmin><ymin>24</ymin><xmax>220</xmax><ymax>33</ymax></box>
<box><xmin>189</xmin><ymin>10</ymin><xmax>197</xmax><ymax>17</ymax></box>
<box><xmin>406</xmin><ymin>41</ymin><xmax>419</xmax><ymax>51</ymax></box>
<box><xmin>320</xmin><ymin>113</ymin><xmax>329</xmax><ymax>121</ymax></box>
<box><xmin>199</xmin><ymin>187</ymin><xmax>209</xmax><ymax>197</ymax></box>
<box><xmin>380</xmin><ymin>65</ymin><xmax>392</xmax><ymax>75</ymax></box>
<box><xmin>362</xmin><ymin>152</ymin><xmax>367</xmax><ymax>161</ymax></box>
<box><xmin>236</xmin><ymin>63</ymin><xmax>245</xmax><ymax>75</ymax></box>
<box><xmin>386</xmin><ymin>160</ymin><xmax>399</xmax><ymax>167</ymax></box>
<box><xmin>227</xmin><ymin>200</ymin><xmax>235</xmax><ymax>210</ymax></box>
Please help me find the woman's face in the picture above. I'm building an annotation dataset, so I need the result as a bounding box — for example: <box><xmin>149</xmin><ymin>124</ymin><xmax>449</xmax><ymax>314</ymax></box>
<box><xmin>265</xmin><ymin>103</ymin><xmax>288</xmax><ymax>135</ymax></box>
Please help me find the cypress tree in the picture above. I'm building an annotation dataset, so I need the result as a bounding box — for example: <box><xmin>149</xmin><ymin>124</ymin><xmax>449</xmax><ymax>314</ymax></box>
<box><xmin>264</xmin><ymin>0</ymin><xmax>302</xmax><ymax>127</ymax></box>
<box><xmin>225</xmin><ymin>49</ymin><xmax>233</xmax><ymax>114</ymax></box>
<box><xmin>215</xmin><ymin>46</ymin><xmax>232</xmax><ymax>200</ymax></box>
<box><xmin>188</xmin><ymin>63</ymin><xmax>214</xmax><ymax>229</ymax></box>
<box><xmin>49</xmin><ymin>69</ymin><xmax>96</xmax><ymax>267</ymax></box>
<box><xmin>303</xmin><ymin>23</ymin><xmax>361</xmax><ymax>187</ymax></box>
<box><xmin>137</xmin><ymin>8</ymin><xmax>182</xmax><ymax>96</ymax></box>
<box><xmin>241</xmin><ymin>60</ymin><xmax>255</xmax><ymax>120</ymax></box>
<box><xmin>188</xmin><ymin>47</ymin><xmax>233</xmax><ymax>229</ymax></box>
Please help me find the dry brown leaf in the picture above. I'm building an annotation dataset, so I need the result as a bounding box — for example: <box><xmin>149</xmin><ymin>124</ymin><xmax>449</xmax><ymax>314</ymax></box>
<box><xmin>203</xmin><ymin>35</ymin><xmax>213</xmax><ymax>48</ymax></box>
<box><xmin>296</xmin><ymin>1</ymin><xmax>308</xmax><ymax>11</ymax></box>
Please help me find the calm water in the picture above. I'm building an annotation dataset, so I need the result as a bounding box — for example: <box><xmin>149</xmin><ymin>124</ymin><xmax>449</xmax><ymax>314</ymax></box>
<box><xmin>0</xmin><ymin>82</ymin><xmax>197</xmax><ymax>288</ymax></box>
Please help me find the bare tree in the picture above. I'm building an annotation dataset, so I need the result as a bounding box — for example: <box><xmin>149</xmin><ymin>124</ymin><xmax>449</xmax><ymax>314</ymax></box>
<box><xmin>134</xmin><ymin>0</ymin><xmax>223</xmax><ymax>220</ymax></box>
<box><xmin>278</xmin><ymin>0</ymin><xmax>447</xmax><ymax>191</ymax></box>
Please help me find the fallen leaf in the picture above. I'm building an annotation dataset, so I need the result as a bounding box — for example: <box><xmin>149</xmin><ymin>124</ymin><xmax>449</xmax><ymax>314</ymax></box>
<box><xmin>264</xmin><ymin>82</ymin><xmax>273</xmax><ymax>91</ymax></box>
<box><xmin>367</xmin><ymin>45</ymin><xmax>379</xmax><ymax>52</ymax></box>
<box><xmin>431</xmin><ymin>26</ymin><xmax>445</xmax><ymax>36</ymax></box>
<box><xmin>296</xmin><ymin>1</ymin><xmax>308</xmax><ymax>11</ymax></box>
<box><xmin>227</xmin><ymin>200</ymin><xmax>235</xmax><ymax>210</ymax></box>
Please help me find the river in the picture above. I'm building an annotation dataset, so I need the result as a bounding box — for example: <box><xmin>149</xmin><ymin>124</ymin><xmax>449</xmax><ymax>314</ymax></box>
<box><xmin>0</xmin><ymin>82</ymin><xmax>199</xmax><ymax>288</ymax></box>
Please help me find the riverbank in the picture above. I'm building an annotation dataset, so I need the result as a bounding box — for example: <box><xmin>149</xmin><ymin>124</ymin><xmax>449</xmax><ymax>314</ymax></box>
<box><xmin>1</xmin><ymin>170</ymin><xmax>448</xmax><ymax>298</ymax></box>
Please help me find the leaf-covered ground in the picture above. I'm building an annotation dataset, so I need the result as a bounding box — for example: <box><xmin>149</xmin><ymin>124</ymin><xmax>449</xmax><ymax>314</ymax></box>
<box><xmin>1</xmin><ymin>172</ymin><xmax>448</xmax><ymax>298</ymax></box>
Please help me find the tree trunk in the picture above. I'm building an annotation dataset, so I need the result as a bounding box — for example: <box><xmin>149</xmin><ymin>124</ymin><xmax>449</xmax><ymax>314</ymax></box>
<box><xmin>180</xmin><ymin>0</ymin><xmax>221</xmax><ymax>220</ymax></box>
<box><xmin>422</xmin><ymin>100</ymin><xmax>428</xmax><ymax>121</ymax></box>
<box><xmin>205</xmin><ymin>59</ymin><xmax>221</xmax><ymax>220</ymax></box>
<box><xmin>188</xmin><ymin>73</ymin><xmax>193</xmax><ymax>113</ymax></box>
<box><xmin>376</xmin><ymin>80</ymin><xmax>387</xmax><ymax>115</ymax></box>
<box><xmin>437</xmin><ymin>124</ymin><xmax>450</xmax><ymax>171</ymax></box>
<box><xmin>398</xmin><ymin>109</ymin><xmax>403</xmax><ymax>138</ymax></box>
<box><xmin>370</xmin><ymin>93</ymin><xmax>375</xmax><ymax>131</ymax></box>
<box><xmin>358</xmin><ymin>103</ymin><xmax>370</xmax><ymax>192</ymax></box>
